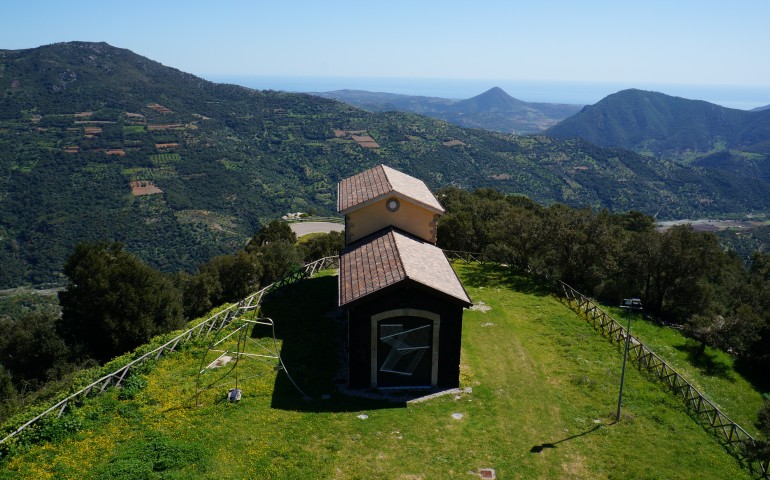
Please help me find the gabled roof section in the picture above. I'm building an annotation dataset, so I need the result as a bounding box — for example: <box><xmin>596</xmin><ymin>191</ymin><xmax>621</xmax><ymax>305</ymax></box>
<box><xmin>337</xmin><ymin>164</ymin><xmax>445</xmax><ymax>214</ymax></box>
<box><xmin>339</xmin><ymin>228</ymin><xmax>471</xmax><ymax>307</ymax></box>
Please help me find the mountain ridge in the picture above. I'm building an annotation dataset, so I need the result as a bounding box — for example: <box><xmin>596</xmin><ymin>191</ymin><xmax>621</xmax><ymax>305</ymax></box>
<box><xmin>3</xmin><ymin>42</ymin><xmax>770</xmax><ymax>287</ymax></box>
<box><xmin>313</xmin><ymin>86</ymin><xmax>583</xmax><ymax>133</ymax></box>
<box><xmin>545</xmin><ymin>88</ymin><xmax>770</xmax><ymax>158</ymax></box>
<box><xmin>445</xmin><ymin>86</ymin><xmax>528</xmax><ymax>112</ymax></box>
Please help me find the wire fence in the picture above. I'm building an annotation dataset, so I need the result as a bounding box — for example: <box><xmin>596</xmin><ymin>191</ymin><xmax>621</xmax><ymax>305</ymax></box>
<box><xmin>444</xmin><ymin>250</ymin><xmax>768</xmax><ymax>478</ymax></box>
<box><xmin>0</xmin><ymin>256</ymin><xmax>339</xmax><ymax>448</ymax></box>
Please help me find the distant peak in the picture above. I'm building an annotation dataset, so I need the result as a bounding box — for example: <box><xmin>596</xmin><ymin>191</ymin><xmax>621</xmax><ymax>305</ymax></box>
<box><xmin>448</xmin><ymin>86</ymin><xmax>526</xmax><ymax>113</ymax></box>
<box><xmin>477</xmin><ymin>86</ymin><xmax>511</xmax><ymax>98</ymax></box>
<box><xmin>45</xmin><ymin>40</ymin><xmax>115</xmax><ymax>50</ymax></box>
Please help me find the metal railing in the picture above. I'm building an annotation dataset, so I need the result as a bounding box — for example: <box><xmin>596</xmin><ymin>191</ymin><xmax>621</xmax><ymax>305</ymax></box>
<box><xmin>0</xmin><ymin>256</ymin><xmax>338</xmax><ymax>447</ymax></box>
<box><xmin>284</xmin><ymin>216</ymin><xmax>344</xmax><ymax>224</ymax></box>
<box><xmin>443</xmin><ymin>250</ymin><xmax>491</xmax><ymax>264</ymax></box>
<box><xmin>443</xmin><ymin>250</ymin><xmax>767</xmax><ymax>477</ymax></box>
<box><xmin>559</xmin><ymin>280</ymin><xmax>767</xmax><ymax>478</ymax></box>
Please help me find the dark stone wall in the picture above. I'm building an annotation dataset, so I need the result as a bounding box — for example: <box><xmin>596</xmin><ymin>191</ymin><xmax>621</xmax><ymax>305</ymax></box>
<box><xmin>346</xmin><ymin>281</ymin><xmax>465</xmax><ymax>389</ymax></box>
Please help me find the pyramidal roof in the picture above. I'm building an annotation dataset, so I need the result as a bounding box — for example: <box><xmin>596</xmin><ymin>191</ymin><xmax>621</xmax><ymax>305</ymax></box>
<box><xmin>338</xmin><ymin>228</ymin><xmax>471</xmax><ymax>307</ymax></box>
<box><xmin>337</xmin><ymin>164</ymin><xmax>444</xmax><ymax>214</ymax></box>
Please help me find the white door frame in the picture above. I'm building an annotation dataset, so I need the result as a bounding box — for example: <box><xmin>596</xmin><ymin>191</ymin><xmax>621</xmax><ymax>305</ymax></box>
<box><xmin>370</xmin><ymin>309</ymin><xmax>440</xmax><ymax>388</ymax></box>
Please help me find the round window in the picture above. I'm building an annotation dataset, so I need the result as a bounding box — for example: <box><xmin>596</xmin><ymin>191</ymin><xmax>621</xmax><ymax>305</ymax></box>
<box><xmin>386</xmin><ymin>198</ymin><xmax>400</xmax><ymax>212</ymax></box>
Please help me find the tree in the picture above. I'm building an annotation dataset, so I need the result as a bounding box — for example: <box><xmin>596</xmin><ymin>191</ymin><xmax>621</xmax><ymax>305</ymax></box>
<box><xmin>57</xmin><ymin>242</ymin><xmax>184</xmax><ymax>361</ymax></box>
<box><xmin>257</xmin><ymin>242</ymin><xmax>304</xmax><ymax>285</ymax></box>
<box><xmin>685</xmin><ymin>305</ymin><xmax>763</xmax><ymax>357</ymax></box>
<box><xmin>759</xmin><ymin>398</ymin><xmax>770</xmax><ymax>438</ymax></box>
<box><xmin>300</xmin><ymin>231</ymin><xmax>344</xmax><ymax>261</ymax></box>
<box><xmin>750</xmin><ymin>398</ymin><xmax>770</xmax><ymax>472</ymax></box>
<box><xmin>436</xmin><ymin>187</ymin><xmax>509</xmax><ymax>253</ymax></box>
<box><xmin>0</xmin><ymin>310</ymin><xmax>70</xmax><ymax>387</ymax></box>
<box><xmin>485</xmin><ymin>204</ymin><xmax>543</xmax><ymax>271</ymax></box>
<box><xmin>179</xmin><ymin>269</ymin><xmax>221</xmax><ymax>320</ymax></box>
<box><xmin>436</xmin><ymin>210</ymin><xmax>475</xmax><ymax>252</ymax></box>
<box><xmin>538</xmin><ymin>205</ymin><xmax>623</xmax><ymax>291</ymax></box>
<box><xmin>200</xmin><ymin>251</ymin><xmax>263</xmax><ymax>304</ymax></box>
<box><xmin>744</xmin><ymin>253</ymin><xmax>770</xmax><ymax>376</ymax></box>
<box><xmin>641</xmin><ymin>225</ymin><xmax>724</xmax><ymax>323</ymax></box>
<box><xmin>213</xmin><ymin>250</ymin><xmax>263</xmax><ymax>301</ymax></box>
<box><xmin>180</xmin><ymin>250</ymin><xmax>264</xmax><ymax>320</ymax></box>
<box><xmin>0</xmin><ymin>364</ymin><xmax>16</xmax><ymax>420</ymax></box>
<box><xmin>246</xmin><ymin>220</ymin><xmax>297</xmax><ymax>252</ymax></box>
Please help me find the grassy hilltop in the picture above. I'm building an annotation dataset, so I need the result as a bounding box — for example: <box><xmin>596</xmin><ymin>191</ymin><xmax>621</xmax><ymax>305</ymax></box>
<box><xmin>1</xmin><ymin>264</ymin><xmax>762</xmax><ymax>479</ymax></box>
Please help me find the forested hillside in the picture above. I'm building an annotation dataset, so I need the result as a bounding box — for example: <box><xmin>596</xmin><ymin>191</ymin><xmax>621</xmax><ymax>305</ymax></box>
<box><xmin>436</xmin><ymin>188</ymin><xmax>770</xmax><ymax>390</ymax></box>
<box><xmin>546</xmin><ymin>89</ymin><xmax>770</xmax><ymax>162</ymax></box>
<box><xmin>3</xmin><ymin>42</ymin><xmax>770</xmax><ymax>287</ymax></box>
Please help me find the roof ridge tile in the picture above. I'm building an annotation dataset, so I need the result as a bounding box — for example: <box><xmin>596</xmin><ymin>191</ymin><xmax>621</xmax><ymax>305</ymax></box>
<box><xmin>337</xmin><ymin>164</ymin><xmax>443</xmax><ymax>214</ymax></box>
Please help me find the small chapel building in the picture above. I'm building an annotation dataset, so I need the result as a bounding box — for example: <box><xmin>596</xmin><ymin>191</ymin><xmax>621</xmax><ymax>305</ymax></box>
<box><xmin>337</xmin><ymin>165</ymin><xmax>471</xmax><ymax>389</ymax></box>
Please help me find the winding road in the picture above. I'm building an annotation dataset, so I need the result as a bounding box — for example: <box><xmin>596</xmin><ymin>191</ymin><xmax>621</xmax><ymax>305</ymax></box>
<box><xmin>289</xmin><ymin>221</ymin><xmax>344</xmax><ymax>237</ymax></box>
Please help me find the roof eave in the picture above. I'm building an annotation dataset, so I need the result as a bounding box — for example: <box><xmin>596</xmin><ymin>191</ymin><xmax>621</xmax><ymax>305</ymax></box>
<box><xmin>338</xmin><ymin>191</ymin><xmax>445</xmax><ymax>215</ymax></box>
<box><xmin>340</xmin><ymin>275</ymin><xmax>471</xmax><ymax>308</ymax></box>
<box><xmin>338</xmin><ymin>277</ymin><xmax>407</xmax><ymax>308</ymax></box>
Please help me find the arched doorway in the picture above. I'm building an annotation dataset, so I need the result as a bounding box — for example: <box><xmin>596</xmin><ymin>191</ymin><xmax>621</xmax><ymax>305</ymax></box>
<box><xmin>370</xmin><ymin>309</ymin><xmax>439</xmax><ymax>388</ymax></box>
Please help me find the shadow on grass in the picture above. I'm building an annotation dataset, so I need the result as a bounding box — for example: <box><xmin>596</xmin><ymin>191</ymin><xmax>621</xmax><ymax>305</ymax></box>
<box><xmin>529</xmin><ymin>424</ymin><xmax>603</xmax><ymax>453</ymax></box>
<box><xmin>674</xmin><ymin>340</ymin><xmax>735</xmax><ymax>382</ymax></box>
<box><xmin>734</xmin><ymin>357</ymin><xmax>770</xmax><ymax>394</ymax></box>
<box><xmin>456</xmin><ymin>263</ymin><xmax>552</xmax><ymax>296</ymax></box>
<box><xmin>260</xmin><ymin>275</ymin><xmax>407</xmax><ymax>413</ymax></box>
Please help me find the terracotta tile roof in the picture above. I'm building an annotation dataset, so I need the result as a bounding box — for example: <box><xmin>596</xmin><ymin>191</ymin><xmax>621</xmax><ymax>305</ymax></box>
<box><xmin>338</xmin><ymin>228</ymin><xmax>404</xmax><ymax>306</ymax></box>
<box><xmin>337</xmin><ymin>164</ymin><xmax>444</xmax><ymax>214</ymax></box>
<box><xmin>392</xmin><ymin>232</ymin><xmax>470</xmax><ymax>304</ymax></box>
<box><xmin>339</xmin><ymin>228</ymin><xmax>471</xmax><ymax>307</ymax></box>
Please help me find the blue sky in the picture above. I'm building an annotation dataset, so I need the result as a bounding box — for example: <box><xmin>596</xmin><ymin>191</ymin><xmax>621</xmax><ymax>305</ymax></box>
<box><xmin>2</xmin><ymin>1</ymin><xmax>769</xmax><ymax>102</ymax></box>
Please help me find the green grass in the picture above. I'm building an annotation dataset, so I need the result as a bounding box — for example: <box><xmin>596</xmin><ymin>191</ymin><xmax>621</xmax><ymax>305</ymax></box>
<box><xmin>122</xmin><ymin>125</ymin><xmax>145</xmax><ymax>134</ymax></box>
<box><xmin>121</xmin><ymin>167</ymin><xmax>149</xmax><ymax>177</ymax></box>
<box><xmin>149</xmin><ymin>153</ymin><xmax>181</xmax><ymax>165</ymax></box>
<box><xmin>0</xmin><ymin>264</ymin><xmax>758</xmax><ymax>479</ymax></box>
<box><xmin>296</xmin><ymin>232</ymin><xmax>326</xmax><ymax>243</ymax></box>
<box><xmin>605</xmin><ymin>306</ymin><xmax>765</xmax><ymax>435</ymax></box>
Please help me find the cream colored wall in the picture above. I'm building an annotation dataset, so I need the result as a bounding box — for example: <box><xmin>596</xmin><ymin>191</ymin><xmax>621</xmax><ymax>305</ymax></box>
<box><xmin>346</xmin><ymin>198</ymin><xmax>438</xmax><ymax>244</ymax></box>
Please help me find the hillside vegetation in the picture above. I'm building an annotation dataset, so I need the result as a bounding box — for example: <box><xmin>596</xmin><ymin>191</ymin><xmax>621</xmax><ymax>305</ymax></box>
<box><xmin>3</xmin><ymin>43</ymin><xmax>770</xmax><ymax>287</ymax></box>
<box><xmin>0</xmin><ymin>224</ymin><xmax>344</xmax><ymax>421</ymax></box>
<box><xmin>0</xmin><ymin>265</ymin><xmax>761</xmax><ymax>479</ymax></box>
<box><xmin>546</xmin><ymin>89</ymin><xmax>770</xmax><ymax>168</ymax></box>
<box><xmin>314</xmin><ymin>86</ymin><xmax>583</xmax><ymax>133</ymax></box>
<box><xmin>437</xmin><ymin>188</ymin><xmax>770</xmax><ymax>392</ymax></box>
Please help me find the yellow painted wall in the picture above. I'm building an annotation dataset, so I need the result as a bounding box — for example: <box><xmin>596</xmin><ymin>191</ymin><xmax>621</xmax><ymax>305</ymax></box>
<box><xmin>346</xmin><ymin>197</ymin><xmax>438</xmax><ymax>244</ymax></box>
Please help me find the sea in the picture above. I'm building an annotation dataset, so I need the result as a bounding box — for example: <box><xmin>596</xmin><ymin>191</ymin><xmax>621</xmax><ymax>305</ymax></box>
<box><xmin>202</xmin><ymin>75</ymin><xmax>770</xmax><ymax>111</ymax></box>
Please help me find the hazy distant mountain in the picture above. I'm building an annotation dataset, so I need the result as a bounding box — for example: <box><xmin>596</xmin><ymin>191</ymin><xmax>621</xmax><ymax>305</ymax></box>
<box><xmin>309</xmin><ymin>89</ymin><xmax>455</xmax><ymax>113</ymax></box>
<box><xmin>752</xmin><ymin>104</ymin><xmax>770</xmax><ymax>112</ymax></box>
<box><xmin>3</xmin><ymin>42</ymin><xmax>770</xmax><ymax>287</ymax></box>
<box><xmin>445</xmin><ymin>86</ymin><xmax>527</xmax><ymax>113</ymax></box>
<box><xmin>314</xmin><ymin>87</ymin><xmax>583</xmax><ymax>134</ymax></box>
<box><xmin>546</xmin><ymin>89</ymin><xmax>770</xmax><ymax>158</ymax></box>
